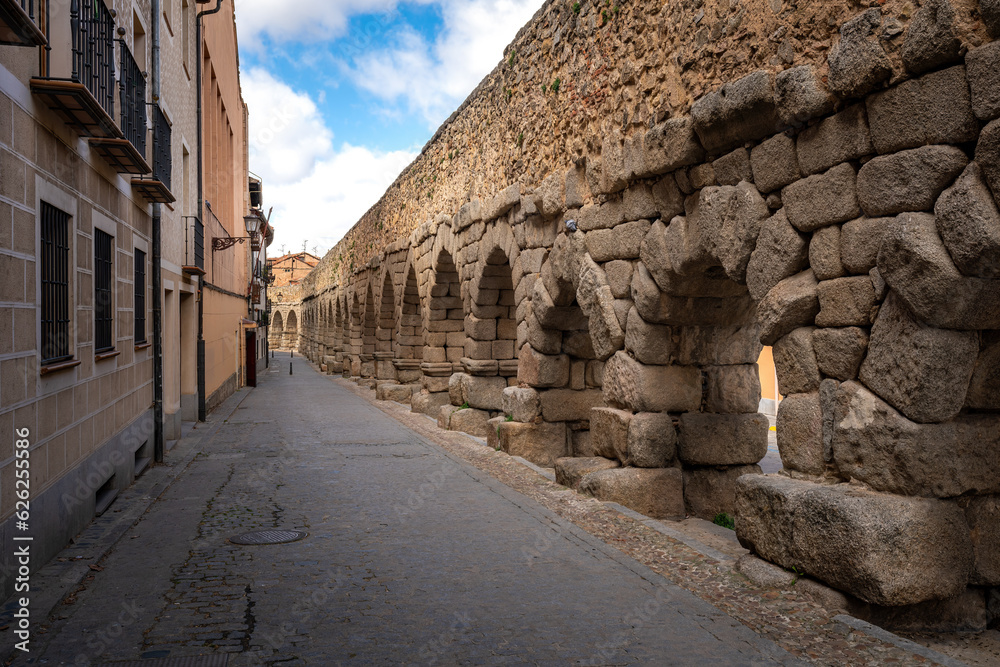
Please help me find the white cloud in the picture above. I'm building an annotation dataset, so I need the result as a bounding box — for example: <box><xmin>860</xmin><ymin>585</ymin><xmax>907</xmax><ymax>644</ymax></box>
<box><xmin>347</xmin><ymin>0</ymin><xmax>544</xmax><ymax>126</ymax></box>
<box><xmin>235</xmin><ymin>0</ymin><xmax>400</xmax><ymax>44</ymax></box>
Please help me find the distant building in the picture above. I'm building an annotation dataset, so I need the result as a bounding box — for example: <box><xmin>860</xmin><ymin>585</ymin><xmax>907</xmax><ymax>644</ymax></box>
<box><xmin>266</xmin><ymin>252</ymin><xmax>320</xmax><ymax>287</ymax></box>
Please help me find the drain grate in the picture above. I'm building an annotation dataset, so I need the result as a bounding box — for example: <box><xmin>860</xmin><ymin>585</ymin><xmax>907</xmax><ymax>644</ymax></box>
<box><xmin>229</xmin><ymin>529</ymin><xmax>307</xmax><ymax>545</ymax></box>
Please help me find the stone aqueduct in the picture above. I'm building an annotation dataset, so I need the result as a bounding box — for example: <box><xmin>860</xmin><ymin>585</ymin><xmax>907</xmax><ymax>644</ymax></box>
<box><xmin>273</xmin><ymin>0</ymin><xmax>1000</xmax><ymax>630</ymax></box>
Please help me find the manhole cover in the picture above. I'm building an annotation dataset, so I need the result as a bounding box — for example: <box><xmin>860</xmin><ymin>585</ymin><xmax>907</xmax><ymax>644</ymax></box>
<box><xmin>229</xmin><ymin>529</ymin><xmax>307</xmax><ymax>545</ymax></box>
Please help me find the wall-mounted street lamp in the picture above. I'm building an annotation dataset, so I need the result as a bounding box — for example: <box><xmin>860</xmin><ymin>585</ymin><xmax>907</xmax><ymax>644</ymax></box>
<box><xmin>212</xmin><ymin>213</ymin><xmax>262</xmax><ymax>252</ymax></box>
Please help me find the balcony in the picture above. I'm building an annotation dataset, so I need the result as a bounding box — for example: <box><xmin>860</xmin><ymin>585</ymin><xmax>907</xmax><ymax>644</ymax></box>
<box><xmin>182</xmin><ymin>216</ymin><xmax>205</xmax><ymax>276</ymax></box>
<box><xmin>89</xmin><ymin>38</ymin><xmax>150</xmax><ymax>174</ymax></box>
<box><xmin>132</xmin><ymin>105</ymin><xmax>174</xmax><ymax>203</ymax></box>
<box><xmin>30</xmin><ymin>0</ymin><xmax>120</xmax><ymax>139</ymax></box>
<box><xmin>0</xmin><ymin>0</ymin><xmax>45</xmax><ymax>46</ymax></box>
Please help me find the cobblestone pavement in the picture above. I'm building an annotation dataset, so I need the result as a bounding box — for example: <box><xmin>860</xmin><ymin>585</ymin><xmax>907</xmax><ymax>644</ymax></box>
<box><xmin>1</xmin><ymin>356</ymin><xmax>969</xmax><ymax>666</ymax></box>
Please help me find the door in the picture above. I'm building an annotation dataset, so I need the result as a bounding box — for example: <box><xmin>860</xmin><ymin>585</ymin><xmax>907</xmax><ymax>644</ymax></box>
<box><xmin>246</xmin><ymin>329</ymin><xmax>257</xmax><ymax>387</ymax></box>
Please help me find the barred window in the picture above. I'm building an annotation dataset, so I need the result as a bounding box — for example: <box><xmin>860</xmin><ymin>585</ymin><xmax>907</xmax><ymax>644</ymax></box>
<box><xmin>94</xmin><ymin>229</ymin><xmax>114</xmax><ymax>353</ymax></box>
<box><xmin>40</xmin><ymin>202</ymin><xmax>71</xmax><ymax>364</ymax></box>
<box><xmin>134</xmin><ymin>248</ymin><xmax>146</xmax><ymax>343</ymax></box>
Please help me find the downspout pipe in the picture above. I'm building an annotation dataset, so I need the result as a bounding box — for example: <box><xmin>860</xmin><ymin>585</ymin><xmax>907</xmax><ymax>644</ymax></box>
<box><xmin>151</xmin><ymin>0</ymin><xmax>164</xmax><ymax>462</ymax></box>
<box><xmin>195</xmin><ymin>0</ymin><xmax>223</xmax><ymax>422</ymax></box>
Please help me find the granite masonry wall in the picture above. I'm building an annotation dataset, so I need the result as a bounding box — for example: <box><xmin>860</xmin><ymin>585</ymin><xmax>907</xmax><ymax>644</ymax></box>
<box><xmin>294</xmin><ymin>0</ymin><xmax>1000</xmax><ymax>631</ymax></box>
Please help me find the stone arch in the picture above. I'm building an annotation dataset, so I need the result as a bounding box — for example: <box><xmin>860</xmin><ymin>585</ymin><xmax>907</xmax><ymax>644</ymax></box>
<box><xmin>270</xmin><ymin>310</ymin><xmax>284</xmax><ymax>348</ymax></box>
<box><xmin>284</xmin><ymin>309</ymin><xmax>299</xmax><ymax>349</ymax></box>
<box><xmin>413</xmin><ymin>248</ymin><xmax>464</xmax><ymax>416</ymax></box>
<box><xmin>393</xmin><ymin>260</ymin><xmax>425</xmax><ymax>385</ymax></box>
<box><xmin>375</xmin><ymin>271</ymin><xmax>398</xmax><ymax>381</ymax></box>
<box><xmin>360</xmin><ymin>280</ymin><xmax>377</xmax><ymax>378</ymax></box>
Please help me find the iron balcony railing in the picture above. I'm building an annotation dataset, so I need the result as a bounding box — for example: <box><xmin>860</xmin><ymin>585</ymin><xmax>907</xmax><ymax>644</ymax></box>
<box><xmin>0</xmin><ymin>0</ymin><xmax>45</xmax><ymax>46</ymax></box>
<box><xmin>152</xmin><ymin>104</ymin><xmax>171</xmax><ymax>188</ymax></box>
<box><xmin>184</xmin><ymin>216</ymin><xmax>204</xmax><ymax>271</ymax></box>
<box><xmin>73</xmin><ymin>0</ymin><xmax>115</xmax><ymax>118</ymax></box>
<box><xmin>118</xmin><ymin>38</ymin><xmax>146</xmax><ymax>156</ymax></box>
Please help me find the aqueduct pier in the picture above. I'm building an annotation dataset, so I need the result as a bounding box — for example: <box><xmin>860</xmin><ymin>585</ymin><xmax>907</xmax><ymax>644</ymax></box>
<box><xmin>278</xmin><ymin>0</ymin><xmax>1000</xmax><ymax>631</ymax></box>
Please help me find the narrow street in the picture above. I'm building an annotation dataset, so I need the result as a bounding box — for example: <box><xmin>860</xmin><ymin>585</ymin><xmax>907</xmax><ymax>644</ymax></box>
<box><xmin>7</xmin><ymin>355</ymin><xmax>799</xmax><ymax>666</ymax></box>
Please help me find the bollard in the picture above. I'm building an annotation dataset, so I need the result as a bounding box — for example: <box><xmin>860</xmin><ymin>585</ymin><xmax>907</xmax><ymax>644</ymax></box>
<box><xmin>291</xmin><ymin>350</ymin><xmax>294</xmax><ymax>358</ymax></box>
<box><xmin>271</xmin><ymin>350</ymin><xmax>274</xmax><ymax>359</ymax></box>
<box><xmin>290</xmin><ymin>362</ymin><xmax>293</xmax><ymax>375</ymax></box>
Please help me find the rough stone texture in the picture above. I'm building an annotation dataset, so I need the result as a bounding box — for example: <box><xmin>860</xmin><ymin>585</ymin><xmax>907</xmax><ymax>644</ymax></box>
<box><xmin>758</xmin><ymin>270</ymin><xmax>820</xmax><ymax>346</ymax></box>
<box><xmin>712</xmin><ymin>149</ymin><xmax>753</xmax><ymax>186</ymax></box>
<box><xmin>966</xmin><ymin>40</ymin><xmax>1000</xmax><ymax>121</ymax></box>
<box><xmin>866</xmin><ymin>65</ymin><xmax>979</xmax><ymax>154</ymax></box>
<box><xmin>603</xmin><ymin>351</ymin><xmax>702</xmax><ymax>414</ymax></box>
<box><xmin>554</xmin><ymin>456</ymin><xmax>620</xmax><ymax>490</ymax></box>
<box><xmin>640</xmin><ymin>223</ymin><xmax>747</xmax><ymax>299</ymax></box>
<box><xmin>624</xmin><ymin>307</ymin><xmax>673</xmax><ymax>366</ymax></box>
<box><xmin>809</xmin><ymin>225</ymin><xmax>845</xmax><ymax>281</ymax></box>
<box><xmin>518</xmin><ymin>345</ymin><xmax>570</xmax><ymax>388</ymax></box>
<box><xmin>796</xmin><ymin>104</ymin><xmax>875</xmax><ymax>176</ymax></box>
<box><xmin>984</xmin><ymin>0</ymin><xmax>1000</xmax><ymax>37</ymax></box>
<box><xmin>772</xmin><ymin>327</ymin><xmax>821</xmax><ymax>396</ymax></box>
<box><xmin>642</xmin><ymin>117</ymin><xmax>705</xmax><ymax>176</ymax></box>
<box><xmin>677</xmin><ymin>413</ymin><xmax>769</xmax><ymax>466</ymax></box>
<box><xmin>840</xmin><ymin>217</ymin><xmax>894</xmax><ymax>274</ymax></box>
<box><xmin>576</xmin><ymin>255</ymin><xmax>626</xmax><ymax>360</ymax></box>
<box><xmin>745</xmin><ymin>210</ymin><xmax>809</xmax><ymax>302</ymax></box>
<box><xmin>586</xmin><ymin>219</ymin><xmax>650</xmax><ymax>262</ymax></box>
<box><xmin>783</xmin><ymin>163</ymin><xmax>861</xmax><ymax>232</ymax></box>
<box><xmin>447</xmin><ymin>406</ymin><xmax>493</xmax><ymax>437</ymax></box>
<box><xmin>963</xmin><ymin>495</ymin><xmax>1000</xmax><ymax>586</ymax></box>
<box><xmin>901</xmin><ymin>0</ymin><xmax>962</xmax><ymax>75</ymax></box>
<box><xmin>967</xmin><ymin>331</ymin><xmax>1000</xmax><ymax>410</ymax></box>
<box><xmin>812</xmin><ymin>327</ymin><xmax>869</xmax><ymax>381</ymax></box>
<box><xmin>502</xmin><ymin>386</ymin><xmax>541</xmax><ymax>422</ymax></box>
<box><xmin>704</xmin><ymin>365</ymin><xmax>761</xmax><ymax>415</ymax></box>
<box><xmin>604</xmin><ymin>260</ymin><xmax>634</xmax><ymax>299</ymax></box>
<box><xmin>736</xmin><ymin>475</ymin><xmax>974</xmax><ymax>606</ymax></box>
<box><xmin>832</xmin><ymin>381</ymin><xmax>1000</xmax><ymax>497</ymax></box>
<box><xmin>815</xmin><ymin>276</ymin><xmax>878</xmax><ymax>328</ymax></box>
<box><xmin>539</xmin><ymin>388</ymin><xmax>606</xmax><ymax>422</ymax></box>
<box><xmin>848</xmin><ymin>589</ymin><xmax>990</xmax><ymax>634</ymax></box>
<box><xmin>684</xmin><ymin>465</ymin><xmax>762</xmax><ymax>521</ymax></box>
<box><xmin>877</xmin><ymin>212</ymin><xmax>1000</xmax><ymax>329</ymax></box>
<box><xmin>579</xmin><ymin>467</ymin><xmax>686</xmax><ymax>520</ymax></box>
<box><xmin>859</xmin><ymin>294</ymin><xmax>978</xmax><ymax>424</ymax></box>
<box><xmin>590</xmin><ymin>406</ymin><xmax>632</xmax><ymax>462</ymax></box>
<box><xmin>462</xmin><ymin>375</ymin><xmax>508</xmax><ymax>411</ymax></box>
<box><xmin>935</xmin><ymin>162</ymin><xmax>1000</xmax><ymax>278</ymax></box>
<box><xmin>978</xmin><ymin>118</ymin><xmax>1000</xmax><ymax>202</ymax></box>
<box><xmin>691</xmin><ymin>70</ymin><xmax>781</xmax><ymax>154</ymax></box>
<box><xmin>774</xmin><ymin>65</ymin><xmax>837</xmax><ymax>127</ymax></box>
<box><xmin>750</xmin><ymin>133</ymin><xmax>800</xmax><ymax>193</ymax></box>
<box><xmin>676</xmin><ymin>325</ymin><xmax>763</xmax><ymax>367</ymax></box>
<box><xmin>376</xmin><ymin>383</ymin><xmax>418</xmax><ymax>403</ymax></box>
<box><xmin>626</xmin><ymin>412</ymin><xmax>677</xmax><ymax>468</ymax></box>
<box><xmin>632</xmin><ymin>262</ymin><xmax>755</xmax><ymax>328</ymax></box>
<box><xmin>497</xmin><ymin>420</ymin><xmax>568</xmax><ymax>467</ymax></box>
<box><xmin>411</xmin><ymin>390</ymin><xmax>452</xmax><ymax>416</ymax></box>
<box><xmin>776</xmin><ymin>393</ymin><xmax>825</xmax><ymax>475</ymax></box>
<box><xmin>713</xmin><ymin>182</ymin><xmax>771</xmax><ymax>283</ymax></box>
<box><xmin>736</xmin><ymin>555</ymin><xmax>798</xmax><ymax>589</ymax></box>
<box><xmin>856</xmin><ymin>145</ymin><xmax>968</xmax><ymax>217</ymax></box>
<box><xmin>827</xmin><ymin>8</ymin><xmax>893</xmax><ymax>99</ymax></box>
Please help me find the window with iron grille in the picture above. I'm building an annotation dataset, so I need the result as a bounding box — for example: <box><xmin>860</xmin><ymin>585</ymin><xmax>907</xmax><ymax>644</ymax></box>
<box><xmin>134</xmin><ymin>248</ymin><xmax>146</xmax><ymax>344</ymax></box>
<box><xmin>40</xmin><ymin>202</ymin><xmax>72</xmax><ymax>364</ymax></box>
<box><xmin>94</xmin><ymin>229</ymin><xmax>114</xmax><ymax>352</ymax></box>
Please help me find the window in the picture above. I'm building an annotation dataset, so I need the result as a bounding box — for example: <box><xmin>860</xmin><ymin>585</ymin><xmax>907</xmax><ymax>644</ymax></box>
<box><xmin>40</xmin><ymin>202</ymin><xmax>71</xmax><ymax>364</ymax></box>
<box><xmin>134</xmin><ymin>248</ymin><xmax>146</xmax><ymax>343</ymax></box>
<box><xmin>94</xmin><ymin>229</ymin><xmax>114</xmax><ymax>352</ymax></box>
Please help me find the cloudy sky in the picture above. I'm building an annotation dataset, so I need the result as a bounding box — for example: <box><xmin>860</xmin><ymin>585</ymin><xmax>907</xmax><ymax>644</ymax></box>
<box><xmin>235</xmin><ymin>0</ymin><xmax>545</xmax><ymax>258</ymax></box>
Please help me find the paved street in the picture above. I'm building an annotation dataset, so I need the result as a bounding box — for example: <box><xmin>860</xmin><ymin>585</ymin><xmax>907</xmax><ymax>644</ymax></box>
<box><xmin>6</xmin><ymin>355</ymin><xmax>800</xmax><ymax>666</ymax></box>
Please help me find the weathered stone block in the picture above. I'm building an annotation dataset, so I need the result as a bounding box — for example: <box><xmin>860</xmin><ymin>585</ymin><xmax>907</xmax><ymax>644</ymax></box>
<box><xmin>840</xmin><ymin>217</ymin><xmax>893</xmax><ymax>274</ymax></box>
<box><xmin>572</xmin><ymin>428</ymin><xmax>595</xmax><ymax>456</ymax></box>
<box><xmin>579</xmin><ymin>467</ymin><xmax>686</xmax><ymax>520</ymax></box>
<box><xmin>704</xmin><ymin>365</ymin><xmax>761</xmax><ymax>414</ymax></box>
<box><xmin>555</xmin><ymin>457</ymin><xmax>619</xmax><ymax>490</ymax></box>
<box><xmin>642</xmin><ymin>117</ymin><xmax>705</xmax><ymax>175</ymax></box>
<box><xmin>622</xmin><ymin>183</ymin><xmax>658</xmax><ymax>222</ymax></box>
<box><xmin>684</xmin><ymin>465</ymin><xmax>762</xmax><ymax>521</ymax></box>
<box><xmin>603</xmin><ymin>351</ymin><xmax>702</xmax><ymax>413</ymax></box>
<box><xmin>827</xmin><ymin>8</ymin><xmax>893</xmax><ymax>99</ymax></box>
<box><xmin>632</xmin><ymin>262</ymin><xmax>754</xmax><ymax>328</ymax></box>
<box><xmin>964</xmin><ymin>495</ymin><xmax>1000</xmax><ymax>585</ymax></box>
<box><xmin>758</xmin><ymin>270</ymin><xmax>820</xmax><ymax>346</ymax></box>
<box><xmin>626</xmin><ymin>412</ymin><xmax>677</xmax><ymax>468</ymax></box>
<box><xmin>677</xmin><ymin>413</ymin><xmax>769</xmax><ymax>466</ymax></box>
<box><xmin>576</xmin><ymin>257</ymin><xmax>625</xmax><ymax>361</ymax></box>
<box><xmin>967</xmin><ymin>39</ymin><xmax>1000</xmax><ymax>121</ymax></box>
<box><xmin>712</xmin><ymin>148</ymin><xmax>753</xmax><ymax>186</ymax></box>
<box><xmin>967</xmin><ymin>331</ymin><xmax>1000</xmax><ymax>410</ymax></box>
<box><xmin>812</xmin><ymin>327</ymin><xmax>869</xmax><ymax>381</ymax></box>
<box><xmin>411</xmin><ymin>390</ymin><xmax>451</xmax><ymax>416</ymax></box>
<box><xmin>773</xmin><ymin>327</ymin><xmax>821</xmax><ymax>396</ymax></box>
<box><xmin>502</xmin><ymin>386</ymin><xmax>540</xmax><ymax>422</ymax></box>
<box><xmin>533</xmin><ymin>171</ymin><xmax>565</xmax><ymax>218</ymax></box>
<box><xmin>936</xmin><ymin>162</ymin><xmax>1000</xmax><ymax>278</ymax></box>
<box><xmin>498</xmin><ymin>420</ymin><xmax>568</xmax><ymax>467</ymax></box>
<box><xmin>984</xmin><ymin>0</ymin><xmax>1000</xmax><ymax>37</ymax></box>
<box><xmin>783</xmin><ymin>163</ymin><xmax>860</xmax><ymax>232</ymax></box>
<box><xmin>858</xmin><ymin>294</ymin><xmax>978</xmax><ymax>423</ymax></box>
<box><xmin>624</xmin><ymin>307</ymin><xmax>673</xmax><ymax>366</ymax></box>
<box><xmin>776</xmin><ymin>392</ymin><xmax>825</xmax><ymax>475</ymax></box>
<box><xmin>734</xmin><ymin>474</ymin><xmax>973</xmax><ymax>606</ymax></box>
<box><xmin>676</xmin><ymin>325</ymin><xmax>763</xmax><ymax>366</ymax></box>
<box><xmin>832</xmin><ymin>381</ymin><xmax>1000</xmax><ymax>497</ymax></box>
<box><xmin>640</xmin><ymin>223</ymin><xmax>747</xmax><ymax>298</ymax></box>
<box><xmin>856</xmin><ymin>145</ymin><xmax>968</xmax><ymax>217</ymax></box>
<box><xmin>460</xmin><ymin>375</ymin><xmax>506</xmax><ymax>411</ymax></box>
<box><xmin>448</xmin><ymin>407</ymin><xmax>492</xmax><ymax>437</ymax></box>
<box><xmin>750</xmin><ymin>133</ymin><xmax>800</xmax><ymax>193</ymax></box>
<box><xmin>601</xmin><ymin>128</ymin><xmax>627</xmax><ymax>194</ymax></box>
<box><xmin>586</xmin><ymin>219</ymin><xmax>650</xmax><ymax>262</ymax></box>
<box><xmin>526</xmin><ymin>314</ymin><xmax>561</xmax><ymax>355</ymax></box>
<box><xmin>651</xmin><ymin>174</ymin><xmax>685</xmax><ymax>221</ymax></box>
<box><xmin>901</xmin><ymin>0</ymin><xmax>961</xmax><ymax>75</ymax></box>
<box><xmin>691</xmin><ymin>70</ymin><xmax>782</xmax><ymax>154</ymax></box>
<box><xmin>866</xmin><ymin>65</ymin><xmax>978</xmax><ymax>154</ymax></box>
<box><xmin>517</xmin><ymin>344</ymin><xmax>571</xmax><ymax>388</ymax></box>
<box><xmin>978</xmin><ymin>118</ymin><xmax>1000</xmax><ymax>203</ymax></box>
<box><xmin>539</xmin><ymin>388</ymin><xmax>605</xmax><ymax>422</ymax></box>
<box><xmin>590</xmin><ymin>406</ymin><xmax>631</xmax><ymax>461</ymax></box>
<box><xmin>604</xmin><ymin>260</ymin><xmax>634</xmax><ymax>299</ymax></box>
<box><xmin>815</xmin><ymin>276</ymin><xmax>877</xmax><ymax>327</ymax></box>
<box><xmin>483</xmin><ymin>184</ymin><xmax>521</xmax><ymax>221</ymax></box>
<box><xmin>746</xmin><ymin>210</ymin><xmax>809</xmax><ymax>302</ymax></box>
<box><xmin>774</xmin><ymin>65</ymin><xmax>837</xmax><ymax>126</ymax></box>
<box><xmin>375</xmin><ymin>383</ymin><xmax>417</xmax><ymax>404</ymax></box>
<box><xmin>796</xmin><ymin>104</ymin><xmax>875</xmax><ymax>176</ymax></box>
<box><xmin>809</xmin><ymin>225</ymin><xmax>845</xmax><ymax>281</ymax></box>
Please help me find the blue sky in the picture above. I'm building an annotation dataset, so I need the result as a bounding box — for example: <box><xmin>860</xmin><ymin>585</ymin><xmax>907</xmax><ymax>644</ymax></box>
<box><xmin>235</xmin><ymin>0</ymin><xmax>544</xmax><ymax>258</ymax></box>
